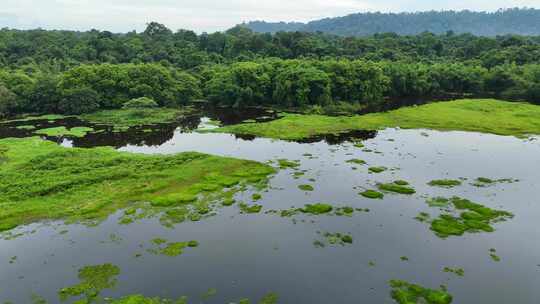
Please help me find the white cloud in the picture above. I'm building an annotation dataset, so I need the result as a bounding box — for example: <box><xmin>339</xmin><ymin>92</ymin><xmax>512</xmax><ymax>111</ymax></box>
<box><xmin>0</xmin><ymin>0</ymin><xmax>538</xmax><ymax>32</ymax></box>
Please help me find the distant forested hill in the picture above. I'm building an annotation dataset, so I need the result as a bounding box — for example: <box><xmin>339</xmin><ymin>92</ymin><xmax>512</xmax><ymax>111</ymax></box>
<box><xmin>242</xmin><ymin>8</ymin><xmax>540</xmax><ymax>36</ymax></box>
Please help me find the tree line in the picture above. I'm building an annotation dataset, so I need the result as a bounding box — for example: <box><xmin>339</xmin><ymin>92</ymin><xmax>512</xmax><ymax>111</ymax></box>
<box><xmin>245</xmin><ymin>8</ymin><xmax>540</xmax><ymax>37</ymax></box>
<box><xmin>0</xmin><ymin>23</ymin><xmax>539</xmax><ymax>117</ymax></box>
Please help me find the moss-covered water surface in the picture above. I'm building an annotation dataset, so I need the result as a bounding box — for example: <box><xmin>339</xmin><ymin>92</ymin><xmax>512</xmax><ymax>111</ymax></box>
<box><xmin>1</xmin><ymin>107</ymin><xmax>539</xmax><ymax>304</ymax></box>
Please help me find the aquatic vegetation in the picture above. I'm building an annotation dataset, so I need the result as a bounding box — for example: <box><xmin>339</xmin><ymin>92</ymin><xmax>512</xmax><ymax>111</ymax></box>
<box><xmin>360</xmin><ymin>190</ymin><xmax>384</xmax><ymax>199</ymax></box>
<box><xmin>148</xmin><ymin>238</ymin><xmax>198</xmax><ymax>256</ymax></box>
<box><xmin>315</xmin><ymin>231</ymin><xmax>353</xmax><ymax>247</ymax></box>
<box><xmin>369</xmin><ymin>166</ymin><xmax>387</xmax><ymax>173</ymax></box>
<box><xmin>298</xmin><ymin>184</ymin><xmax>314</xmax><ymax>191</ymax></box>
<box><xmin>394</xmin><ymin>180</ymin><xmax>409</xmax><ymax>186</ymax></box>
<box><xmin>59</xmin><ymin>263</ymin><xmax>120</xmax><ymax>302</ymax></box>
<box><xmin>201</xmin><ymin>288</ymin><xmax>217</xmax><ymax>300</ymax></box>
<box><xmin>389</xmin><ymin>280</ymin><xmax>453</xmax><ymax>304</ymax></box>
<box><xmin>80</xmin><ymin>108</ymin><xmax>185</xmax><ymax>128</ymax></box>
<box><xmin>346</xmin><ymin>158</ymin><xmax>366</xmax><ymax>165</ymax></box>
<box><xmin>428</xmin><ymin>179</ymin><xmax>462</xmax><ymax>188</ymax></box>
<box><xmin>378</xmin><ymin>183</ymin><xmax>416</xmax><ymax>194</ymax></box>
<box><xmin>259</xmin><ymin>293</ymin><xmax>279</xmax><ymax>304</ymax></box>
<box><xmin>414</xmin><ymin>212</ymin><xmax>431</xmax><ymax>222</ymax></box>
<box><xmin>300</xmin><ymin>203</ymin><xmax>333</xmax><ymax>215</ymax></box>
<box><xmin>400</xmin><ymin>256</ymin><xmax>409</xmax><ymax>261</ymax></box>
<box><xmin>2</xmin><ymin>114</ymin><xmax>67</xmax><ymax>123</ymax></box>
<box><xmin>424</xmin><ymin>197</ymin><xmax>513</xmax><ymax>238</ymax></box>
<box><xmin>471</xmin><ymin>177</ymin><xmax>518</xmax><ymax>187</ymax></box>
<box><xmin>212</xmin><ymin>99</ymin><xmax>540</xmax><ymax>140</ymax></box>
<box><xmin>276</xmin><ymin>159</ymin><xmax>300</xmax><ymax>169</ymax></box>
<box><xmin>334</xmin><ymin>206</ymin><xmax>355</xmax><ymax>216</ymax></box>
<box><xmin>0</xmin><ymin>137</ymin><xmax>275</xmax><ymax>231</ymax></box>
<box><xmin>443</xmin><ymin>267</ymin><xmax>464</xmax><ymax>277</ymax></box>
<box><xmin>426</xmin><ymin>197</ymin><xmax>450</xmax><ymax>207</ymax></box>
<box><xmin>252</xmin><ymin>193</ymin><xmax>262</xmax><ymax>201</ymax></box>
<box><xmin>239</xmin><ymin>203</ymin><xmax>263</xmax><ymax>214</ymax></box>
<box><xmin>489</xmin><ymin>248</ymin><xmax>501</xmax><ymax>262</ymax></box>
<box><xmin>107</xmin><ymin>294</ymin><xmax>187</xmax><ymax>304</ymax></box>
<box><xmin>34</xmin><ymin>126</ymin><xmax>94</xmax><ymax>138</ymax></box>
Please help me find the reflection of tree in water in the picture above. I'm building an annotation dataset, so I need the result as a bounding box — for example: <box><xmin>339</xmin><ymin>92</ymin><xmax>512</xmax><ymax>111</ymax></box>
<box><xmin>72</xmin><ymin>115</ymin><xmax>202</xmax><ymax>148</ymax></box>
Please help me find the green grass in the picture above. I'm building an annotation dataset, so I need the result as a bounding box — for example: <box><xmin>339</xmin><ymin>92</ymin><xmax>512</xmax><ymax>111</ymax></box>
<box><xmin>80</xmin><ymin>108</ymin><xmax>185</xmax><ymax>129</ymax></box>
<box><xmin>0</xmin><ymin>137</ymin><xmax>275</xmax><ymax>231</ymax></box>
<box><xmin>2</xmin><ymin>114</ymin><xmax>67</xmax><ymax>123</ymax></box>
<box><xmin>211</xmin><ymin>99</ymin><xmax>540</xmax><ymax>140</ymax></box>
<box><xmin>34</xmin><ymin>126</ymin><xmax>94</xmax><ymax>137</ymax></box>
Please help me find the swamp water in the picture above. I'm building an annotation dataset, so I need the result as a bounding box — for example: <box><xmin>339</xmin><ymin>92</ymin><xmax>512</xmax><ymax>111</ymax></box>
<box><xmin>1</xmin><ymin>110</ymin><xmax>539</xmax><ymax>303</ymax></box>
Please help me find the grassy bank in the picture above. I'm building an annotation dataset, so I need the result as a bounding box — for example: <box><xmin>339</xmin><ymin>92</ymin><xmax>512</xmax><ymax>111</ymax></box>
<box><xmin>79</xmin><ymin>108</ymin><xmax>186</xmax><ymax>129</ymax></box>
<box><xmin>0</xmin><ymin>137</ymin><xmax>274</xmax><ymax>231</ymax></box>
<box><xmin>211</xmin><ymin>99</ymin><xmax>540</xmax><ymax>140</ymax></box>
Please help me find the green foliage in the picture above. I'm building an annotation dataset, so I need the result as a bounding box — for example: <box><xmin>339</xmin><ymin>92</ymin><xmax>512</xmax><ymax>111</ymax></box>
<box><xmin>122</xmin><ymin>97</ymin><xmax>159</xmax><ymax>109</ymax></box>
<box><xmin>58</xmin><ymin>86</ymin><xmax>100</xmax><ymax>114</ymax></box>
<box><xmin>34</xmin><ymin>126</ymin><xmax>94</xmax><ymax>138</ymax></box>
<box><xmin>273</xmin><ymin>65</ymin><xmax>331</xmax><ymax>107</ymax></box>
<box><xmin>80</xmin><ymin>108</ymin><xmax>184</xmax><ymax>128</ymax></box>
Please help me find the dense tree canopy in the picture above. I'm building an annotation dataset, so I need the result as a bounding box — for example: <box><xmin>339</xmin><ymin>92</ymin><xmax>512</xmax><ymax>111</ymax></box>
<box><xmin>0</xmin><ymin>22</ymin><xmax>539</xmax><ymax>117</ymax></box>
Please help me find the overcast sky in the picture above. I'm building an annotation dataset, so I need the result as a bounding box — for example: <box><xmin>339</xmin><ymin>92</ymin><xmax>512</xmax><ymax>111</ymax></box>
<box><xmin>1</xmin><ymin>0</ymin><xmax>539</xmax><ymax>33</ymax></box>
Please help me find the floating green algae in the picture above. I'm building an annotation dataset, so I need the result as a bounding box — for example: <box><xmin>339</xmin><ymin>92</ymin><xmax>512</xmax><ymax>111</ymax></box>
<box><xmin>426</xmin><ymin>197</ymin><xmax>450</xmax><ymax>207</ymax></box>
<box><xmin>428</xmin><ymin>179</ymin><xmax>462</xmax><ymax>188</ymax></box>
<box><xmin>443</xmin><ymin>267</ymin><xmax>464</xmax><ymax>277</ymax></box>
<box><xmin>147</xmin><ymin>238</ymin><xmax>198</xmax><ymax>256</ymax></box>
<box><xmin>276</xmin><ymin>159</ymin><xmax>300</xmax><ymax>169</ymax></box>
<box><xmin>369</xmin><ymin>166</ymin><xmax>387</xmax><ymax>173</ymax></box>
<box><xmin>59</xmin><ymin>263</ymin><xmax>120</xmax><ymax>302</ymax></box>
<box><xmin>360</xmin><ymin>190</ymin><xmax>384</xmax><ymax>199</ymax></box>
<box><xmin>300</xmin><ymin>203</ymin><xmax>333</xmax><ymax>215</ymax></box>
<box><xmin>489</xmin><ymin>248</ymin><xmax>501</xmax><ymax>262</ymax></box>
<box><xmin>314</xmin><ymin>231</ymin><xmax>353</xmax><ymax>247</ymax></box>
<box><xmin>471</xmin><ymin>177</ymin><xmax>519</xmax><ymax>187</ymax></box>
<box><xmin>201</xmin><ymin>288</ymin><xmax>217</xmax><ymax>300</ymax></box>
<box><xmin>239</xmin><ymin>203</ymin><xmax>263</xmax><ymax>214</ymax></box>
<box><xmin>346</xmin><ymin>158</ymin><xmax>366</xmax><ymax>165</ymax></box>
<box><xmin>0</xmin><ymin>137</ymin><xmax>275</xmax><ymax>232</ymax></box>
<box><xmin>34</xmin><ymin>126</ymin><xmax>94</xmax><ymax>138</ymax></box>
<box><xmin>252</xmin><ymin>193</ymin><xmax>263</xmax><ymax>201</ymax></box>
<box><xmin>394</xmin><ymin>180</ymin><xmax>410</xmax><ymax>186</ymax></box>
<box><xmin>378</xmin><ymin>183</ymin><xmax>416</xmax><ymax>194</ymax></box>
<box><xmin>389</xmin><ymin>280</ymin><xmax>453</xmax><ymax>304</ymax></box>
<box><xmin>423</xmin><ymin>197</ymin><xmax>513</xmax><ymax>238</ymax></box>
<box><xmin>298</xmin><ymin>184</ymin><xmax>314</xmax><ymax>191</ymax></box>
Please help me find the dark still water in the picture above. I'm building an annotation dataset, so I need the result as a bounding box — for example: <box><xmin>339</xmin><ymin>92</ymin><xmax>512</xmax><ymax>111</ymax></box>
<box><xmin>1</xmin><ymin>113</ymin><xmax>539</xmax><ymax>303</ymax></box>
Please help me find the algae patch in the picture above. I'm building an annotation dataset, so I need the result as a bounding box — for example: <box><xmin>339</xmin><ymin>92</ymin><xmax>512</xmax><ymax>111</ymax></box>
<box><xmin>428</xmin><ymin>179</ymin><xmax>462</xmax><ymax>188</ymax></box>
<box><xmin>420</xmin><ymin>196</ymin><xmax>513</xmax><ymax>238</ymax></box>
<box><xmin>360</xmin><ymin>190</ymin><xmax>384</xmax><ymax>199</ymax></box>
<box><xmin>34</xmin><ymin>126</ymin><xmax>94</xmax><ymax>138</ymax></box>
<box><xmin>378</xmin><ymin>183</ymin><xmax>416</xmax><ymax>195</ymax></box>
<box><xmin>59</xmin><ymin>263</ymin><xmax>120</xmax><ymax>302</ymax></box>
<box><xmin>389</xmin><ymin>280</ymin><xmax>452</xmax><ymax>304</ymax></box>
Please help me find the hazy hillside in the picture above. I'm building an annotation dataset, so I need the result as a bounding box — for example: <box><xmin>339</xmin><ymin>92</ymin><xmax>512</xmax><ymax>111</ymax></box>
<box><xmin>243</xmin><ymin>8</ymin><xmax>540</xmax><ymax>36</ymax></box>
